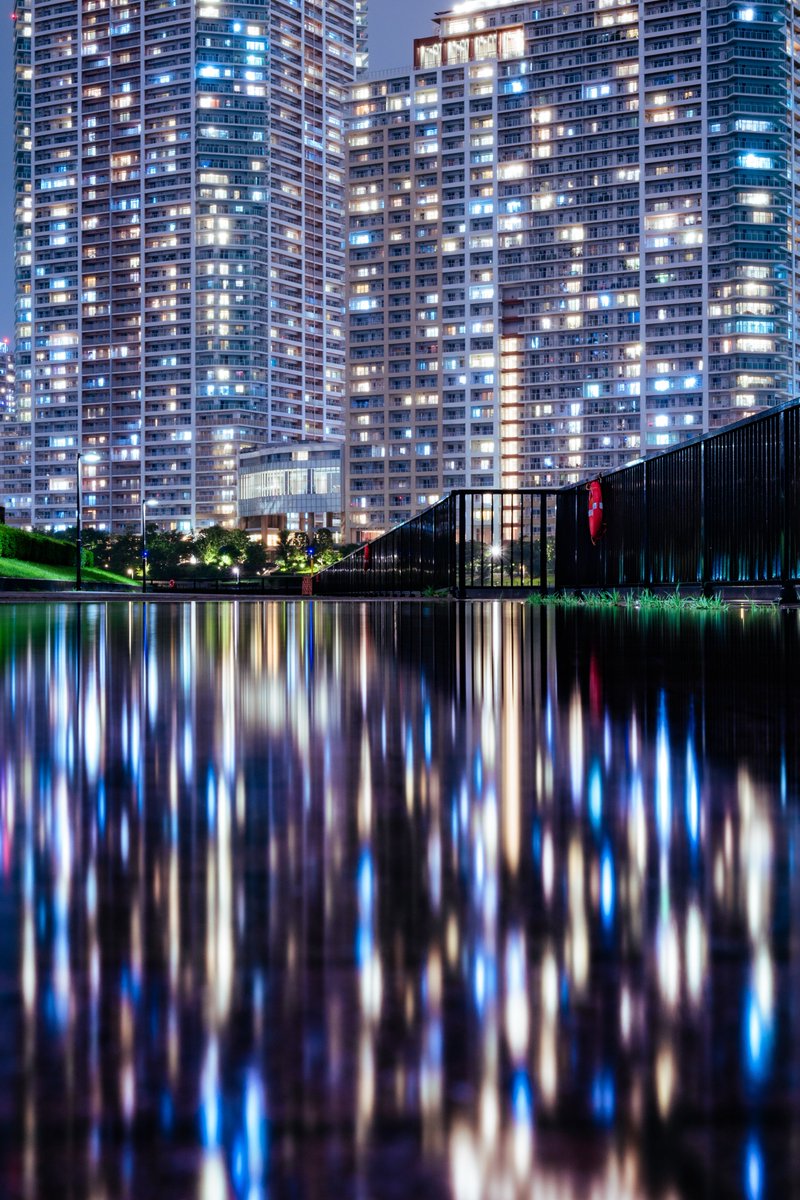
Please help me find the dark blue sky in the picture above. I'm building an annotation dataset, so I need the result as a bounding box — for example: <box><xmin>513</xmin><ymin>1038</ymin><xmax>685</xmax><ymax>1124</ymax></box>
<box><xmin>0</xmin><ymin>1</ymin><xmax>439</xmax><ymax>343</ymax></box>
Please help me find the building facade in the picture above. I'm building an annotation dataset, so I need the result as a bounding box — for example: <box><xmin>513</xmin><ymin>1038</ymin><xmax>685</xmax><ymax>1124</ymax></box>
<box><xmin>345</xmin><ymin>50</ymin><xmax>518</xmax><ymax>537</ymax></box>
<box><xmin>238</xmin><ymin>441</ymin><xmax>342</xmax><ymax>546</ymax></box>
<box><xmin>344</xmin><ymin>0</ymin><xmax>796</xmax><ymax>539</ymax></box>
<box><xmin>0</xmin><ymin>344</ymin><xmax>30</xmax><ymax>518</ymax></box>
<box><xmin>356</xmin><ymin>0</ymin><xmax>369</xmax><ymax>72</ymax></box>
<box><xmin>0</xmin><ymin>342</ymin><xmax>15</xmax><ymax>419</ymax></box>
<box><xmin>8</xmin><ymin>0</ymin><xmax>355</xmax><ymax>531</ymax></box>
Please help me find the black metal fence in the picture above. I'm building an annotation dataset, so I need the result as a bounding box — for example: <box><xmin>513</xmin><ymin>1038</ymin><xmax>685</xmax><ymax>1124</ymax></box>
<box><xmin>314</xmin><ymin>400</ymin><xmax>800</xmax><ymax>598</ymax></box>
<box><xmin>555</xmin><ymin>400</ymin><xmax>800</xmax><ymax>593</ymax></box>
<box><xmin>313</xmin><ymin>490</ymin><xmax>558</xmax><ymax>596</ymax></box>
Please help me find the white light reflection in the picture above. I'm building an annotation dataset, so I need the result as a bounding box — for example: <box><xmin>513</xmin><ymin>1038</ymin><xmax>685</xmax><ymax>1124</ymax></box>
<box><xmin>503</xmin><ymin>929</ymin><xmax>529</xmax><ymax>1063</ymax></box>
<box><xmin>685</xmin><ymin>902</ymin><xmax>705</xmax><ymax>1008</ymax></box>
<box><xmin>542</xmin><ymin>827</ymin><xmax>554</xmax><ymax>904</ymax></box>
<box><xmin>84</xmin><ymin>661</ymin><xmax>102</xmax><ymax>782</ymax></box>
<box><xmin>655</xmin><ymin>1042</ymin><xmax>676</xmax><ymax>1118</ymax></box>
<box><xmin>539</xmin><ymin>946</ymin><xmax>559</xmax><ymax>1107</ymax></box>
<box><xmin>450</xmin><ymin>1122</ymin><xmax>481</xmax><ymax>1200</ymax></box>
<box><xmin>198</xmin><ymin>1151</ymin><xmax>228</xmax><ymax>1200</ymax></box>
<box><xmin>567</xmin><ymin>837</ymin><xmax>588</xmax><ymax>993</ymax></box>
<box><xmin>568</xmin><ymin>688</ymin><xmax>584</xmax><ymax>807</ymax></box>
<box><xmin>656</xmin><ymin>914</ymin><xmax>680</xmax><ymax>1012</ymax></box>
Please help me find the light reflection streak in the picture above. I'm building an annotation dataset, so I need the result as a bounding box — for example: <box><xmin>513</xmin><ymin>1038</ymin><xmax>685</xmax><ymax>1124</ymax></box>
<box><xmin>0</xmin><ymin>602</ymin><xmax>794</xmax><ymax>1200</ymax></box>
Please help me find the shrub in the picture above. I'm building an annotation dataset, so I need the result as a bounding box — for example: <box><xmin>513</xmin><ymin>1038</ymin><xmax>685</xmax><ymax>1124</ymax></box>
<box><xmin>0</xmin><ymin>526</ymin><xmax>76</xmax><ymax>567</ymax></box>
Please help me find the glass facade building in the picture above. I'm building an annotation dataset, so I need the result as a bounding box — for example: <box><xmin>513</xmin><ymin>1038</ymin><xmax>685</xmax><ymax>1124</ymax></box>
<box><xmin>8</xmin><ymin>0</ymin><xmax>355</xmax><ymax>531</ymax></box>
<box><xmin>238</xmin><ymin>441</ymin><xmax>342</xmax><ymax>544</ymax></box>
<box><xmin>344</xmin><ymin>0</ymin><xmax>797</xmax><ymax>539</ymax></box>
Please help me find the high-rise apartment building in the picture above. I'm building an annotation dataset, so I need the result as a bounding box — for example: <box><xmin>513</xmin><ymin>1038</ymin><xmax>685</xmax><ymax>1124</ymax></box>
<box><xmin>8</xmin><ymin>0</ymin><xmax>355</xmax><ymax>531</ymax></box>
<box><xmin>0</xmin><ymin>342</ymin><xmax>15</xmax><ymax>418</ymax></box>
<box><xmin>345</xmin><ymin>46</ymin><xmax>519</xmax><ymax>535</ymax></box>
<box><xmin>356</xmin><ymin>0</ymin><xmax>369</xmax><ymax>72</ymax></box>
<box><xmin>0</xmin><ymin>344</ymin><xmax>30</xmax><ymax>515</ymax></box>
<box><xmin>344</xmin><ymin>0</ymin><xmax>796</xmax><ymax>539</ymax></box>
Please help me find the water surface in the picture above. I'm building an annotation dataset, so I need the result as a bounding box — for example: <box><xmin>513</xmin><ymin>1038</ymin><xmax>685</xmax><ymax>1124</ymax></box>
<box><xmin>0</xmin><ymin>600</ymin><xmax>798</xmax><ymax>1199</ymax></box>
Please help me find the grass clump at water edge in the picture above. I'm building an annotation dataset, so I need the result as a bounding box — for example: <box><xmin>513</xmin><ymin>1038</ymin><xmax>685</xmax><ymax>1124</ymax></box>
<box><xmin>627</xmin><ymin>588</ymin><xmax>728</xmax><ymax>613</ymax></box>
<box><xmin>527</xmin><ymin>589</ymin><xmax>619</xmax><ymax>608</ymax></box>
<box><xmin>527</xmin><ymin>587</ymin><xmax>729</xmax><ymax>613</ymax></box>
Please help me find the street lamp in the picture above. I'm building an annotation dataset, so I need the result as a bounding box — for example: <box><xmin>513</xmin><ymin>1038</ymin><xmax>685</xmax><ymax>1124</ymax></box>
<box><xmin>76</xmin><ymin>453</ymin><xmax>83</xmax><ymax>592</ymax></box>
<box><xmin>141</xmin><ymin>497</ymin><xmax>157</xmax><ymax>594</ymax></box>
<box><xmin>76</xmin><ymin>450</ymin><xmax>101</xmax><ymax>592</ymax></box>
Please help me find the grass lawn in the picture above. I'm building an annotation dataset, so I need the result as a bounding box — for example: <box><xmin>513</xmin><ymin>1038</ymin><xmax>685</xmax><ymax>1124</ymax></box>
<box><xmin>0</xmin><ymin>556</ymin><xmax>136</xmax><ymax>587</ymax></box>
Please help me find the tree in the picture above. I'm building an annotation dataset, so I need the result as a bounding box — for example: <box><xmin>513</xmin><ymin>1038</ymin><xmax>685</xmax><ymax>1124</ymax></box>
<box><xmin>144</xmin><ymin>528</ymin><xmax>192</xmax><ymax>577</ymax></box>
<box><xmin>275</xmin><ymin>530</ymin><xmax>310</xmax><ymax>573</ymax></box>
<box><xmin>244</xmin><ymin>538</ymin><xmax>268</xmax><ymax>573</ymax></box>
<box><xmin>107</xmin><ymin>530</ymin><xmax>143</xmax><ymax>577</ymax></box>
<box><xmin>311</xmin><ymin>528</ymin><xmax>342</xmax><ymax>569</ymax></box>
<box><xmin>194</xmin><ymin>525</ymin><xmax>250</xmax><ymax>569</ymax></box>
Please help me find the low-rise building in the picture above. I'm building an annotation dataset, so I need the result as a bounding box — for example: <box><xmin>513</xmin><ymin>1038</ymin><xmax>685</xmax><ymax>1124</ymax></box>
<box><xmin>238</xmin><ymin>443</ymin><xmax>342</xmax><ymax>549</ymax></box>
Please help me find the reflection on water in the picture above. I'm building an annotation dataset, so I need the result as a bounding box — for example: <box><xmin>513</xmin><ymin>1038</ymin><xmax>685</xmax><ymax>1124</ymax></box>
<box><xmin>0</xmin><ymin>600</ymin><xmax>798</xmax><ymax>1199</ymax></box>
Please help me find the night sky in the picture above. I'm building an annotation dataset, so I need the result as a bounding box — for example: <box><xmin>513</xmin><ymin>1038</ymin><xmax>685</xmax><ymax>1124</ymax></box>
<box><xmin>0</xmin><ymin>0</ymin><xmax>441</xmax><ymax>342</ymax></box>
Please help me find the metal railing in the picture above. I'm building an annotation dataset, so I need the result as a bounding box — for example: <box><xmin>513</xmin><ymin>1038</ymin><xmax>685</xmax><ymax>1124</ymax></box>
<box><xmin>313</xmin><ymin>490</ymin><xmax>558</xmax><ymax>596</ymax></box>
<box><xmin>147</xmin><ymin>575</ymin><xmax>306</xmax><ymax>595</ymax></box>
<box><xmin>314</xmin><ymin>400</ymin><xmax>800</xmax><ymax>598</ymax></box>
<box><xmin>555</xmin><ymin>399</ymin><xmax>800</xmax><ymax>595</ymax></box>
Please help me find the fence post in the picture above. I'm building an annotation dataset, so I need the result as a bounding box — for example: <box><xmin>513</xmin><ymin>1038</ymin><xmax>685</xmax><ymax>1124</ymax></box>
<box><xmin>540</xmin><ymin>491</ymin><xmax>548</xmax><ymax>595</ymax></box>
<box><xmin>642</xmin><ymin>460</ymin><xmax>649</xmax><ymax>588</ymax></box>
<box><xmin>780</xmin><ymin>408</ymin><xmax>798</xmax><ymax>604</ymax></box>
<box><xmin>700</xmin><ymin>439</ymin><xmax>712</xmax><ymax>597</ymax></box>
<box><xmin>457</xmin><ymin>492</ymin><xmax>466</xmax><ymax>598</ymax></box>
<box><xmin>574</xmin><ymin>487</ymin><xmax>579</xmax><ymax>588</ymax></box>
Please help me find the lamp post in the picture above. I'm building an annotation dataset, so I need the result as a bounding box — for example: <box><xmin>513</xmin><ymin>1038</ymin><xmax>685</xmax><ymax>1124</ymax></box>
<box><xmin>76</xmin><ymin>452</ymin><xmax>83</xmax><ymax>592</ymax></box>
<box><xmin>141</xmin><ymin>497</ymin><xmax>157</xmax><ymax>594</ymax></box>
<box><xmin>76</xmin><ymin>450</ymin><xmax>100</xmax><ymax>592</ymax></box>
